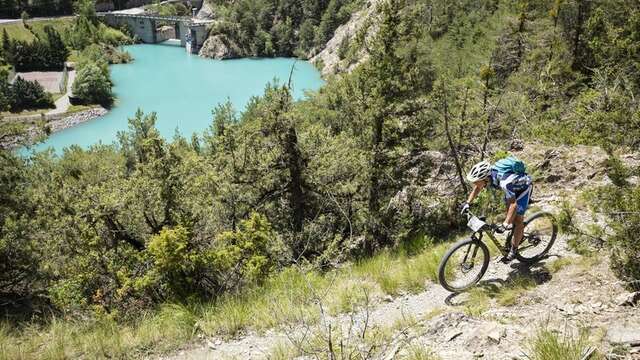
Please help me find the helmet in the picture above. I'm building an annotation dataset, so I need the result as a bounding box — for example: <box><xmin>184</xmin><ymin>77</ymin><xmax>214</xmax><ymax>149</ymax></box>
<box><xmin>466</xmin><ymin>160</ymin><xmax>491</xmax><ymax>182</ymax></box>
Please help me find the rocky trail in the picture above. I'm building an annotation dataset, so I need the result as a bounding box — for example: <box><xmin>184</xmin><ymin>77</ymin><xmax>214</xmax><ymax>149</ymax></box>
<box><xmin>162</xmin><ymin>144</ymin><xmax>640</xmax><ymax>360</ymax></box>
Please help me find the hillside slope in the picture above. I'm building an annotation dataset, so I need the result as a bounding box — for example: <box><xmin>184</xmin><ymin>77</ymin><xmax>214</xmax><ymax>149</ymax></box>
<box><xmin>161</xmin><ymin>143</ymin><xmax>640</xmax><ymax>360</ymax></box>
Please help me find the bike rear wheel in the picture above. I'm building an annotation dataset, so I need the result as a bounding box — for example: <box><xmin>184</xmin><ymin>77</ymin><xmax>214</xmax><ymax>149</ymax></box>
<box><xmin>438</xmin><ymin>238</ymin><xmax>490</xmax><ymax>292</ymax></box>
<box><xmin>512</xmin><ymin>212</ymin><xmax>558</xmax><ymax>263</ymax></box>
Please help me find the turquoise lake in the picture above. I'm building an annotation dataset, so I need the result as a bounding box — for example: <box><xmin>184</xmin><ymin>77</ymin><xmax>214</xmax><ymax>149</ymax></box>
<box><xmin>27</xmin><ymin>43</ymin><xmax>324</xmax><ymax>153</ymax></box>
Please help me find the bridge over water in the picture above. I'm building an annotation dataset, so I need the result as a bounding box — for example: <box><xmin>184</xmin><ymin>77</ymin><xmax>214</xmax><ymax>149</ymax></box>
<box><xmin>99</xmin><ymin>12</ymin><xmax>213</xmax><ymax>53</ymax></box>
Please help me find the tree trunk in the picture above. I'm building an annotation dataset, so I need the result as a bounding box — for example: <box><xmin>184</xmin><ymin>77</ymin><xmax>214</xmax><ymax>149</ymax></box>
<box><xmin>285</xmin><ymin>125</ymin><xmax>305</xmax><ymax>235</ymax></box>
<box><xmin>443</xmin><ymin>89</ymin><xmax>468</xmax><ymax>193</ymax></box>
<box><xmin>572</xmin><ymin>0</ymin><xmax>586</xmax><ymax>70</ymax></box>
<box><xmin>366</xmin><ymin>115</ymin><xmax>384</xmax><ymax>254</ymax></box>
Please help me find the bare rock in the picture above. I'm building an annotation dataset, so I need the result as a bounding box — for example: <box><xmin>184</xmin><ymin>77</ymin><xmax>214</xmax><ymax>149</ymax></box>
<box><xmin>196</xmin><ymin>0</ymin><xmax>215</xmax><ymax>19</ymax></box>
<box><xmin>615</xmin><ymin>291</ymin><xmax>640</xmax><ymax>306</ymax></box>
<box><xmin>199</xmin><ymin>34</ymin><xmax>241</xmax><ymax>60</ymax></box>
<box><xmin>309</xmin><ymin>0</ymin><xmax>383</xmax><ymax>76</ymax></box>
<box><xmin>546</xmin><ymin>174</ymin><xmax>562</xmax><ymax>183</ymax></box>
<box><xmin>607</xmin><ymin>326</ymin><xmax>640</xmax><ymax>346</ymax></box>
<box><xmin>474</xmin><ymin>323</ymin><xmax>506</xmax><ymax>344</ymax></box>
<box><xmin>444</xmin><ymin>330</ymin><xmax>463</xmax><ymax>342</ymax></box>
<box><xmin>509</xmin><ymin>138</ymin><xmax>524</xmax><ymax>151</ymax></box>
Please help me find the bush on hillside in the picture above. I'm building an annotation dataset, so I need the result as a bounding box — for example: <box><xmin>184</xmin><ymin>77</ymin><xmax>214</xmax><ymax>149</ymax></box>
<box><xmin>72</xmin><ymin>62</ymin><xmax>112</xmax><ymax>106</ymax></box>
<box><xmin>589</xmin><ymin>158</ymin><xmax>640</xmax><ymax>291</ymax></box>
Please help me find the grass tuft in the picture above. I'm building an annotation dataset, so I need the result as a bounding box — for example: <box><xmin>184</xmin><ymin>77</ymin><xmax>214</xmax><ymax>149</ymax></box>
<box><xmin>463</xmin><ymin>287</ymin><xmax>490</xmax><ymax>317</ymax></box>
<box><xmin>548</xmin><ymin>257</ymin><xmax>575</xmax><ymax>273</ymax></box>
<box><xmin>403</xmin><ymin>344</ymin><xmax>442</xmax><ymax>360</ymax></box>
<box><xmin>527</xmin><ymin>327</ymin><xmax>603</xmax><ymax>360</ymax></box>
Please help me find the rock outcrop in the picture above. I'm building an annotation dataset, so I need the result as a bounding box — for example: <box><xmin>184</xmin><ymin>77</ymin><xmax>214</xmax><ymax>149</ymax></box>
<box><xmin>196</xmin><ymin>0</ymin><xmax>214</xmax><ymax>19</ymax></box>
<box><xmin>198</xmin><ymin>34</ymin><xmax>241</xmax><ymax>60</ymax></box>
<box><xmin>309</xmin><ymin>0</ymin><xmax>382</xmax><ymax>76</ymax></box>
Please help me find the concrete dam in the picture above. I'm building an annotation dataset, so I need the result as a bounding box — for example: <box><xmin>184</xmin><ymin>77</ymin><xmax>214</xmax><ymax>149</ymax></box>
<box><xmin>99</xmin><ymin>12</ymin><xmax>213</xmax><ymax>53</ymax></box>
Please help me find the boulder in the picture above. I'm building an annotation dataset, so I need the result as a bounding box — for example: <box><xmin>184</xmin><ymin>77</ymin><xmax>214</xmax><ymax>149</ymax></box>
<box><xmin>607</xmin><ymin>326</ymin><xmax>640</xmax><ymax>346</ymax></box>
<box><xmin>199</xmin><ymin>35</ymin><xmax>241</xmax><ymax>60</ymax></box>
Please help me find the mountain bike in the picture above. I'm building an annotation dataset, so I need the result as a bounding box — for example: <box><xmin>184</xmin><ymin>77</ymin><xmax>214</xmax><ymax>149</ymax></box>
<box><xmin>438</xmin><ymin>210</ymin><xmax>558</xmax><ymax>292</ymax></box>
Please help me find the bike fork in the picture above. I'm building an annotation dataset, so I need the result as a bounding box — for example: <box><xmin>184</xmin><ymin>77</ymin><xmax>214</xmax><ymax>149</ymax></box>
<box><xmin>463</xmin><ymin>242</ymin><xmax>481</xmax><ymax>265</ymax></box>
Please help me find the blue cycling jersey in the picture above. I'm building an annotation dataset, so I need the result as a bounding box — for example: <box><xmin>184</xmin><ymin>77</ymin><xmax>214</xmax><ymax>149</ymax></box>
<box><xmin>488</xmin><ymin>169</ymin><xmax>532</xmax><ymax>200</ymax></box>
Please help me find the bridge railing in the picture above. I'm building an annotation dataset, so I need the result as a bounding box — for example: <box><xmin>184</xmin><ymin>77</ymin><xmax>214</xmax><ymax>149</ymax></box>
<box><xmin>97</xmin><ymin>12</ymin><xmax>194</xmax><ymax>24</ymax></box>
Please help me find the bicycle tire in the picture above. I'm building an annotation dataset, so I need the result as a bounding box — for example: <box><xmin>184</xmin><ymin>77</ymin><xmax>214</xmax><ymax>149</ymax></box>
<box><xmin>510</xmin><ymin>212</ymin><xmax>558</xmax><ymax>263</ymax></box>
<box><xmin>438</xmin><ymin>238</ymin><xmax>490</xmax><ymax>292</ymax></box>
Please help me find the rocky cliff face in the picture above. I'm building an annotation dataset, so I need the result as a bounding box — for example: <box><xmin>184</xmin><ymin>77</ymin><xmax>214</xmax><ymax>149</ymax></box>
<box><xmin>198</xmin><ymin>34</ymin><xmax>242</xmax><ymax>60</ymax></box>
<box><xmin>196</xmin><ymin>0</ymin><xmax>380</xmax><ymax>73</ymax></box>
<box><xmin>195</xmin><ymin>0</ymin><xmax>214</xmax><ymax>19</ymax></box>
<box><xmin>309</xmin><ymin>0</ymin><xmax>382</xmax><ymax>77</ymax></box>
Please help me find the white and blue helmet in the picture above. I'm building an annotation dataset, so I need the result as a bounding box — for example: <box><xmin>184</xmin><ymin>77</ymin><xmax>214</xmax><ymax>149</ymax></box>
<box><xmin>466</xmin><ymin>160</ymin><xmax>492</xmax><ymax>182</ymax></box>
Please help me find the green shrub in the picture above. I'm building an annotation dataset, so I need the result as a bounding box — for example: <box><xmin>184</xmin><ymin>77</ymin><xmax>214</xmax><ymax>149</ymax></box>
<box><xmin>590</xmin><ymin>183</ymin><xmax>640</xmax><ymax>291</ymax></box>
<box><xmin>213</xmin><ymin>213</ymin><xmax>281</xmax><ymax>289</ymax></box>
<box><xmin>72</xmin><ymin>62</ymin><xmax>112</xmax><ymax>105</ymax></box>
<box><xmin>97</xmin><ymin>24</ymin><xmax>134</xmax><ymax>47</ymax></box>
<box><xmin>9</xmin><ymin>77</ymin><xmax>54</xmax><ymax>111</ymax></box>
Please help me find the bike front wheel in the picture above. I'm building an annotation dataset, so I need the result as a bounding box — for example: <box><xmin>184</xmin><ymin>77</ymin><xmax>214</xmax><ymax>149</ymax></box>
<box><xmin>438</xmin><ymin>238</ymin><xmax>490</xmax><ymax>292</ymax></box>
<box><xmin>511</xmin><ymin>212</ymin><xmax>558</xmax><ymax>263</ymax></box>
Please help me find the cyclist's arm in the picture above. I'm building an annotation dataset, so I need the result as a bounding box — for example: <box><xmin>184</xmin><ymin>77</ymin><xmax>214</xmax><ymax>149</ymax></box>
<box><xmin>466</xmin><ymin>181</ymin><xmax>486</xmax><ymax>204</ymax></box>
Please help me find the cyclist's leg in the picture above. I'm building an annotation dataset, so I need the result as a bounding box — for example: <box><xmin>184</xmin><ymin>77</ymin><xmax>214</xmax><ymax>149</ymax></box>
<box><xmin>512</xmin><ymin>185</ymin><xmax>532</xmax><ymax>250</ymax></box>
<box><xmin>512</xmin><ymin>214</ymin><xmax>525</xmax><ymax>249</ymax></box>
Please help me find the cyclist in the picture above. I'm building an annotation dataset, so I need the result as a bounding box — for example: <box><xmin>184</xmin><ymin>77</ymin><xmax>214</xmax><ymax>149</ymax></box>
<box><xmin>459</xmin><ymin>158</ymin><xmax>533</xmax><ymax>262</ymax></box>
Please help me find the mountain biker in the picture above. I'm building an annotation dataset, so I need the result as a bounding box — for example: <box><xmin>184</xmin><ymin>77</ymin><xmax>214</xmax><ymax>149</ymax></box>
<box><xmin>459</xmin><ymin>157</ymin><xmax>533</xmax><ymax>262</ymax></box>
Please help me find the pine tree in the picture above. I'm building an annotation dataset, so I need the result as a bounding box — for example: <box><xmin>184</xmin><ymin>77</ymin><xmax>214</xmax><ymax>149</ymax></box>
<box><xmin>2</xmin><ymin>29</ymin><xmax>13</xmax><ymax>64</ymax></box>
<box><xmin>44</xmin><ymin>26</ymin><xmax>69</xmax><ymax>69</ymax></box>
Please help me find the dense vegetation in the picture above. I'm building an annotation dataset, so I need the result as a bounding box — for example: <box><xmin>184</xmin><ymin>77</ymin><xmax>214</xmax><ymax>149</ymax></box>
<box><xmin>208</xmin><ymin>0</ymin><xmax>361</xmax><ymax>57</ymax></box>
<box><xmin>146</xmin><ymin>2</ymin><xmax>190</xmax><ymax>16</ymax></box>
<box><xmin>0</xmin><ymin>0</ymin><xmax>145</xmax><ymax>18</ymax></box>
<box><xmin>0</xmin><ymin>0</ymin><xmax>74</xmax><ymax>18</ymax></box>
<box><xmin>1</xmin><ymin>0</ymin><xmax>640</xmax><ymax>356</ymax></box>
<box><xmin>0</xmin><ymin>76</ymin><xmax>54</xmax><ymax>111</ymax></box>
<box><xmin>0</xmin><ymin>25</ymin><xmax>69</xmax><ymax>71</ymax></box>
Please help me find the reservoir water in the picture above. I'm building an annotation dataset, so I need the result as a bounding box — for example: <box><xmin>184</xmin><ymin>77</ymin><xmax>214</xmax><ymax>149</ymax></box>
<box><xmin>27</xmin><ymin>43</ymin><xmax>324</xmax><ymax>153</ymax></box>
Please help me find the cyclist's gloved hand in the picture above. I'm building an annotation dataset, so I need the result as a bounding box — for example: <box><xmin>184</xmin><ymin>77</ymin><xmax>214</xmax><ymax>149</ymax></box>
<box><xmin>459</xmin><ymin>202</ymin><xmax>470</xmax><ymax>215</ymax></box>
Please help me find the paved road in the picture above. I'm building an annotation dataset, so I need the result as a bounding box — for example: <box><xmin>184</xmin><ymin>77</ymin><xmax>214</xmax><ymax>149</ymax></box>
<box><xmin>0</xmin><ymin>16</ymin><xmax>74</xmax><ymax>24</ymax></box>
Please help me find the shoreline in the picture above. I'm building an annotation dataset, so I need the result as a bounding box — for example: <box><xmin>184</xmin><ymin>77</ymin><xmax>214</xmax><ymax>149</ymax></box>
<box><xmin>1</xmin><ymin>107</ymin><xmax>107</xmax><ymax>150</ymax></box>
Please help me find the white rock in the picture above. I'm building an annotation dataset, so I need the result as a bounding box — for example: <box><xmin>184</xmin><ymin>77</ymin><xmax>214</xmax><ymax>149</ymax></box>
<box><xmin>607</xmin><ymin>326</ymin><xmax>640</xmax><ymax>346</ymax></box>
<box><xmin>615</xmin><ymin>291</ymin><xmax>640</xmax><ymax>306</ymax></box>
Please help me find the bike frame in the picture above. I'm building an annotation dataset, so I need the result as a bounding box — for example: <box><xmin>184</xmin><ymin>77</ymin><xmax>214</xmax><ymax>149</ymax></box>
<box><xmin>471</xmin><ymin>229</ymin><xmax>510</xmax><ymax>256</ymax></box>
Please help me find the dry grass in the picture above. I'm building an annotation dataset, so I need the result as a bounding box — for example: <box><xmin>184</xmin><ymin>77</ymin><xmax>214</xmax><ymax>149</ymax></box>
<box><xmin>548</xmin><ymin>256</ymin><xmax>575</xmax><ymax>273</ymax></box>
<box><xmin>526</xmin><ymin>327</ymin><xmax>604</xmax><ymax>360</ymax></box>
